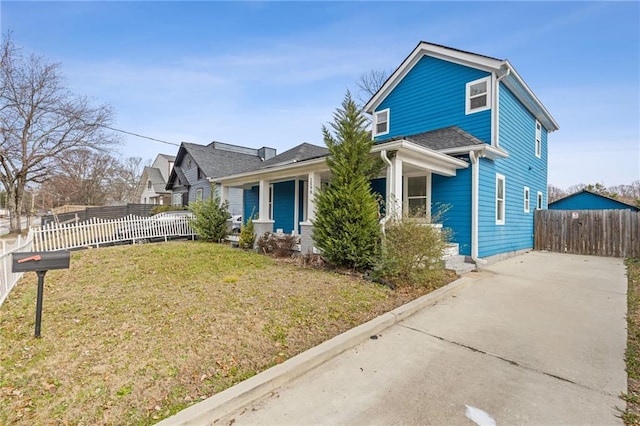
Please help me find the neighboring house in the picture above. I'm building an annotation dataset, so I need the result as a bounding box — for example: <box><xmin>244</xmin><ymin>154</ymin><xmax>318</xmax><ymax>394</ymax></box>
<box><xmin>216</xmin><ymin>41</ymin><xmax>559</xmax><ymax>264</ymax></box>
<box><xmin>165</xmin><ymin>141</ymin><xmax>276</xmax><ymax>215</ymax></box>
<box><xmin>549</xmin><ymin>189</ymin><xmax>640</xmax><ymax>211</ymax></box>
<box><xmin>137</xmin><ymin>154</ymin><xmax>176</xmax><ymax>205</ymax></box>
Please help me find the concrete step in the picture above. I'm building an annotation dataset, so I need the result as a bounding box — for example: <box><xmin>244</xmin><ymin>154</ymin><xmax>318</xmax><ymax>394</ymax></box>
<box><xmin>445</xmin><ymin>255</ymin><xmax>476</xmax><ymax>275</ymax></box>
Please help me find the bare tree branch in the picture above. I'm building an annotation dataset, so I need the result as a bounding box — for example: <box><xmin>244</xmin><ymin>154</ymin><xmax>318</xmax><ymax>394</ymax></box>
<box><xmin>0</xmin><ymin>34</ymin><xmax>120</xmax><ymax>231</ymax></box>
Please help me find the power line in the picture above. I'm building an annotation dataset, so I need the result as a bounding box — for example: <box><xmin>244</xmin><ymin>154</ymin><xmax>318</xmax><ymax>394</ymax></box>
<box><xmin>100</xmin><ymin>124</ymin><xmax>180</xmax><ymax>147</ymax></box>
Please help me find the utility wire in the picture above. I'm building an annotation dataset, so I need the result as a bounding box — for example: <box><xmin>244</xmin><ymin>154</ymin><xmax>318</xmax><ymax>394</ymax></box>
<box><xmin>99</xmin><ymin>124</ymin><xmax>180</xmax><ymax>147</ymax></box>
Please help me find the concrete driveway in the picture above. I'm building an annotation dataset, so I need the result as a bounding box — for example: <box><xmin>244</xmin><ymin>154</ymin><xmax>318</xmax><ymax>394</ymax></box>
<box><xmin>169</xmin><ymin>251</ymin><xmax>628</xmax><ymax>425</ymax></box>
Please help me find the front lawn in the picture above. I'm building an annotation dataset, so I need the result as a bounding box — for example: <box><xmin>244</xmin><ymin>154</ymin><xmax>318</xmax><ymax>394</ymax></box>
<box><xmin>0</xmin><ymin>241</ymin><xmax>449</xmax><ymax>425</ymax></box>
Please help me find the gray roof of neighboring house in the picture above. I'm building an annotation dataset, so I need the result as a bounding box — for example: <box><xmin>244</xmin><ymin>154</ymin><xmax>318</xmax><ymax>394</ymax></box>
<box><xmin>377</xmin><ymin>126</ymin><xmax>486</xmax><ymax>151</ymax></box>
<box><xmin>181</xmin><ymin>143</ymin><xmax>264</xmax><ymax>178</ymax></box>
<box><xmin>143</xmin><ymin>167</ymin><xmax>170</xmax><ymax>193</ymax></box>
<box><xmin>157</xmin><ymin>153</ymin><xmax>176</xmax><ymax>162</ymax></box>
<box><xmin>260</xmin><ymin>143</ymin><xmax>329</xmax><ymax>169</ymax></box>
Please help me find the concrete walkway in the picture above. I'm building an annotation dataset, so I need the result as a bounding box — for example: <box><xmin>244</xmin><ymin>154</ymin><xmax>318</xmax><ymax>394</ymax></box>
<box><xmin>165</xmin><ymin>252</ymin><xmax>628</xmax><ymax>425</ymax></box>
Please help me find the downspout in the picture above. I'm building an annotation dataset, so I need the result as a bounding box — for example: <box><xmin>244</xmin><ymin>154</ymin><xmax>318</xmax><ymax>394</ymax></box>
<box><xmin>494</xmin><ymin>67</ymin><xmax>511</xmax><ymax>147</ymax></box>
<box><xmin>380</xmin><ymin>150</ymin><xmax>393</xmax><ymax>236</ymax></box>
<box><xmin>470</xmin><ymin>151</ymin><xmax>487</xmax><ymax>266</ymax></box>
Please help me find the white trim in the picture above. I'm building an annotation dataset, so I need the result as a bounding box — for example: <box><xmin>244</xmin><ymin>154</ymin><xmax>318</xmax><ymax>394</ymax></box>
<box><xmin>363</xmin><ymin>42</ymin><xmax>559</xmax><ymax>132</ymax></box>
<box><xmin>438</xmin><ymin>144</ymin><xmax>509</xmax><ymax>160</ymax></box>
<box><xmin>537</xmin><ymin>191</ymin><xmax>544</xmax><ymax>210</ymax></box>
<box><xmin>364</xmin><ymin>41</ymin><xmax>503</xmax><ymax>113</ymax></box>
<box><xmin>404</xmin><ymin>175</ymin><xmax>430</xmax><ymax>218</ymax></box>
<box><xmin>373</xmin><ymin>108</ymin><xmax>390</xmax><ymax>137</ymax></box>
<box><xmin>195</xmin><ymin>188</ymin><xmax>203</xmax><ymax>202</ymax></box>
<box><xmin>466</xmin><ymin>76</ymin><xmax>492</xmax><ymax>115</ymax></box>
<box><xmin>535</xmin><ymin>120</ymin><xmax>542</xmax><ymax>158</ymax></box>
<box><xmin>523</xmin><ymin>186</ymin><xmax>530</xmax><ymax>213</ymax></box>
<box><xmin>268</xmin><ymin>184</ymin><xmax>274</xmax><ymax>221</ymax></box>
<box><xmin>293</xmin><ymin>179</ymin><xmax>299</xmax><ymax>235</ymax></box>
<box><xmin>496</xmin><ymin>173</ymin><xmax>505</xmax><ymax>225</ymax></box>
<box><xmin>470</xmin><ymin>152</ymin><xmax>480</xmax><ymax>259</ymax></box>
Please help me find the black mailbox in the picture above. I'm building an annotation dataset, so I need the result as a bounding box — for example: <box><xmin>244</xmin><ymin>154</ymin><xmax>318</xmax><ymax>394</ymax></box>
<box><xmin>12</xmin><ymin>250</ymin><xmax>70</xmax><ymax>273</ymax></box>
<box><xmin>12</xmin><ymin>250</ymin><xmax>71</xmax><ymax>338</ymax></box>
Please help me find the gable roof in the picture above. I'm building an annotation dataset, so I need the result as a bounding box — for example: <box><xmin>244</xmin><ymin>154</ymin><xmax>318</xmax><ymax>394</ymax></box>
<box><xmin>142</xmin><ymin>166</ymin><xmax>170</xmax><ymax>193</ymax></box>
<box><xmin>549</xmin><ymin>189</ymin><xmax>640</xmax><ymax>211</ymax></box>
<box><xmin>260</xmin><ymin>143</ymin><xmax>329</xmax><ymax>169</ymax></box>
<box><xmin>364</xmin><ymin>41</ymin><xmax>559</xmax><ymax>132</ymax></box>
<box><xmin>180</xmin><ymin>142</ymin><xmax>263</xmax><ymax>178</ymax></box>
<box><xmin>157</xmin><ymin>154</ymin><xmax>176</xmax><ymax>162</ymax></box>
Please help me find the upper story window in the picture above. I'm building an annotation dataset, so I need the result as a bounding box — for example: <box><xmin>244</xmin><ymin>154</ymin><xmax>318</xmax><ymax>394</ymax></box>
<box><xmin>466</xmin><ymin>76</ymin><xmax>491</xmax><ymax>114</ymax></box>
<box><xmin>195</xmin><ymin>188</ymin><xmax>203</xmax><ymax>202</ymax></box>
<box><xmin>535</xmin><ymin>121</ymin><xmax>542</xmax><ymax>158</ymax></box>
<box><xmin>147</xmin><ymin>180</ymin><xmax>152</xmax><ymax>190</ymax></box>
<box><xmin>496</xmin><ymin>174</ymin><xmax>505</xmax><ymax>225</ymax></box>
<box><xmin>186</xmin><ymin>157</ymin><xmax>192</xmax><ymax>169</ymax></box>
<box><xmin>373</xmin><ymin>108</ymin><xmax>390</xmax><ymax>137</ymax></box>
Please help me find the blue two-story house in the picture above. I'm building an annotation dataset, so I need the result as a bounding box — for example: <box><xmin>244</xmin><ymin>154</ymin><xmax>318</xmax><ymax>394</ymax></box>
<box><xmin>216</xmin><ymin>41</ymin><xmax>559</xmax><ymax>264</ymax></box>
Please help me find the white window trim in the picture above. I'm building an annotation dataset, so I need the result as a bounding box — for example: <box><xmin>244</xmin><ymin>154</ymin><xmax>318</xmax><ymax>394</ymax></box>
<box><xmin>466</xmin><ymin>76</ymin><xmax>492</xmax><ymax>115</ymax></box>
<box><xmin>523</xmin><ymin>186</ymin><xmax>530</xmax><ymax>213</ymax></box>
<box><xmin>373</xmin><ymin>108</ymin><xmax>390</xmax><ymax>137</ymax></box>
<box><xmin>195</xmin><ymin>188</ymin><xmax>203</xmax><ymax>202</ymax></box>
<box><xmin>537</xmin><ymin>191</ymin><xmax>544</xmax><ymax>210</ymax></box>
<box><xmin>403</xmin><ymin>175</ymin><xmax>431</xmax><ymax>218</ymax></box>
<box><xmin>496</xmin><ymin>173</ymin><xmax>505</xmax><ymax>225</ymax></box>
<box><xmin>535</xmin><ymin>120</ymin><xmax>542</xmax><ymax>158</ymax></box>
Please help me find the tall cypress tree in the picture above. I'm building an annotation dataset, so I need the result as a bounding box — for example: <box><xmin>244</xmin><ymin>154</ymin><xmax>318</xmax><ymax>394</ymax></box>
<box><xmin>312</xmin><ymin>92</ymin><xmax>382</xmax><ymax>270</ymax></box>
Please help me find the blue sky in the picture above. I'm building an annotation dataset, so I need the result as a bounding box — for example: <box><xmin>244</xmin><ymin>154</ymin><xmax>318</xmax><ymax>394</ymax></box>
<box><xmin>2</xmin><ymin>1</ymin><xmax>639</xmax><ymax>189</ymax></box>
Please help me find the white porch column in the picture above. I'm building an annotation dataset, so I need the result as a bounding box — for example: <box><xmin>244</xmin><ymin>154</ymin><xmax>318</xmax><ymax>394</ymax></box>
<box><xmin>258</xmin><ymin>179</ymin><xmax>270</xmax><ymax>221</ymax></box>
<box><xmin>389</xmin><ymin>157</ymin><xmax>403</xmax><ymax>218</ymax></box>
<box><xmin>306</xmin><ymin>171</ymin><xmax>322</xmax><ymax>222</ymax></box>
<box><xmin>219</xmin><ymin>183</ymin><xmax>229</xmax><ymax>205</ymax></box>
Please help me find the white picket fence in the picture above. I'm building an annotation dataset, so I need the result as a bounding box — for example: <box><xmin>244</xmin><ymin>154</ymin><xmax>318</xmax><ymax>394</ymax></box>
<box><xmin>0</xmin><ymin>234</ymin><xmax>34</xmax><ymax>307</ymax></box>
<box><xmin>29</xmin><ymin>215</ymin><xmax>196</xmax><ymax>251</ymax></box>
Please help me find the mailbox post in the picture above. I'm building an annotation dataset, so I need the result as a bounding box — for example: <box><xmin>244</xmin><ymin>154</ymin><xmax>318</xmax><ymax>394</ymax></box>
<box><xmin>12</xmin><ymin>250</ymin><xmax>70</xmax><ymax>338</ymax></box>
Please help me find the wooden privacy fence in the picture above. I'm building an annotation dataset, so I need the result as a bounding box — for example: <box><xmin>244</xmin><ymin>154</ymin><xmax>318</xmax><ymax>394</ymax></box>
<box><xmin>534</xmin><ymin>209</ymin><xmax>640</xmax><ymax>258</ymax></box>
<box><xmin>29</xmin><ymin>215</ymin><xmax>196</xmax><ymax>251</ymax></box>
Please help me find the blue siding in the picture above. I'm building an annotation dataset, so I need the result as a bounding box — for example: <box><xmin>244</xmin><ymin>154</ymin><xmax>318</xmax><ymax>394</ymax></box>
<box><xmin>243</xmin><ymin>186</ymin><xmax>259</xmax><ymax>224</ymax></box>
<box><xmin>549</xmin><ymin>192</ymin><xmax>639</xmax><ymax>211</ymax></box>
<box><xmin>432</xmin><ymin>169</ymin><xmax>472</xmax><ymax>256</ymax></box>
<box><xmin>273</xmin><ymin>181</ymin><xmax>296</xmax><ymax>233</ymax></box>
<box><xmin>375</xmin><ymin>55</ymin><xmax>492</xmax><ymax>143</ymax></box>
<box><xmin>476</xmin><ymin>84</ymin><xmax>548</xmax><ymax>257</ymax></box>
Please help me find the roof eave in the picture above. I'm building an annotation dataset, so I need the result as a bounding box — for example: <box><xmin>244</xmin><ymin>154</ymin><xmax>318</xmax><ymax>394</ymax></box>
<box><xmin>439</xmin><ymin>144</ymin><xmax>509</xmax><ymax>160</ymax></box>
<box><xmin>364</xmin><ymin>41</ymin><xmax>503</xmax><ymax>113</ymax></box>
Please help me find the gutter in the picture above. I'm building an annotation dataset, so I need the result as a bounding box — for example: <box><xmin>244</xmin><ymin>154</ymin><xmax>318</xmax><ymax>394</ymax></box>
<box><xmin>494</xmin><ymin>67</ymin><xmax>510</xmax><ymax>148</ymax></box>
<box><xmin>379</xmin><ymin>150</ymin><xmax>393</xmax><ymax>236</ymax></box>
<box><xmin>469</xmin><ymin>151</ymin><xmax>487</xmax><ymax>266</ymax></box>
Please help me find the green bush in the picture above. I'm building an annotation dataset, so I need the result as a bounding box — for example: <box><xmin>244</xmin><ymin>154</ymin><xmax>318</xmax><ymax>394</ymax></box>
<box><xmin>375</xmin><ymin>218</ymin><xmax>448</xmax><ymax>288</ymax></box>
<box><xmin>312</xmin><ymin>91</ymin><xmax>382</xmax><ymax>271</ymax></box>
<box><xmin>238</xmin><ymin>216</ymin><xmax>256</xmax><ymax>249</ymax></box>
<box><xmin>150</xmin><ymin>204</ymin><xmax>188</xmax><ymax>215</ymax></box>
<box><xmin>188</xmin><ymin>196</ymin><xmax>230</xmax><ymax>242</ymax></box>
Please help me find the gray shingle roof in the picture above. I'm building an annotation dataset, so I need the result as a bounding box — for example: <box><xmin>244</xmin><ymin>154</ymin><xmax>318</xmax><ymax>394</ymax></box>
<box><xmin>377</xmin><ymin>126</ymin><xmax>486</xmax><ymax>151</ymax></box>
<box><xmin>260</xmin><ymin>143</ymin><xmax>329</xmax><ymax>169</ymax></box>
<box><xmin>181</xmin><ymin>143</ymin><xmax>264</xmax><ymax>178</ymax></box>
<box><xmin>143</xmin><ymin>167</ymin><xmax>169</xmax><ymax>193</ymax></box>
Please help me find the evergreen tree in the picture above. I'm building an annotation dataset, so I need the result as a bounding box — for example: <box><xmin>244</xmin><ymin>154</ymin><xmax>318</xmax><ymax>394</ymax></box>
<box><xmin>312</xmin><ymin>92</ymin><xmax>382</xmax><ymax>270</ymax></box>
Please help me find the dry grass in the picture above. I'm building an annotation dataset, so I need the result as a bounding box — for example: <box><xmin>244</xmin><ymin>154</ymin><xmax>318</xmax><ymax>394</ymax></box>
<box><xmin>624</xmin><ymin>258</ymin><xmax>640</xmax><ymax>424</ymax></box>
<box><xmin>0</xmin><ymin>241</ymin><xmax>452</xmax><ymax>425</ymax></box>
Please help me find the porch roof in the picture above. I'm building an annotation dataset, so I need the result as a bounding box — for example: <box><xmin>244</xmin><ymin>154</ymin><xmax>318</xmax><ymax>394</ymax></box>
<box><xmin>217</xmin><ymin>137</ymin><xmax>471</xmax><ymax>186</ymax></box>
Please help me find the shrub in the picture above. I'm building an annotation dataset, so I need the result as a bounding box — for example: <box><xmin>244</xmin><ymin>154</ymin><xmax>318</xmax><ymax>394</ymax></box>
<box><xmin>375</xmin><ymin>218</ymin><xmax>448</xmax><ymax>288</ymax></box>
<box><xmin>188</xmin><ymin>196</ymin><xmax>230</xmax><ymax>242</ymax></box>
<box><xmin>312</xmin><ymin>91</ymin><xmax>382</xmax><ymax>271</ymax></box>
<box><xmin>150</xmin><ymin>204</ymin><xmax>188</xmax><ymax>215</ymax></box>
<box><xmin>256</xmin><ymin>232</ymin><xmax>299</xmax><ymax>257</ymax></box>
<box><xmin>238</xmin><ymin>216</ymin><xmax>256</xmax><ymax>249</ymax></box>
